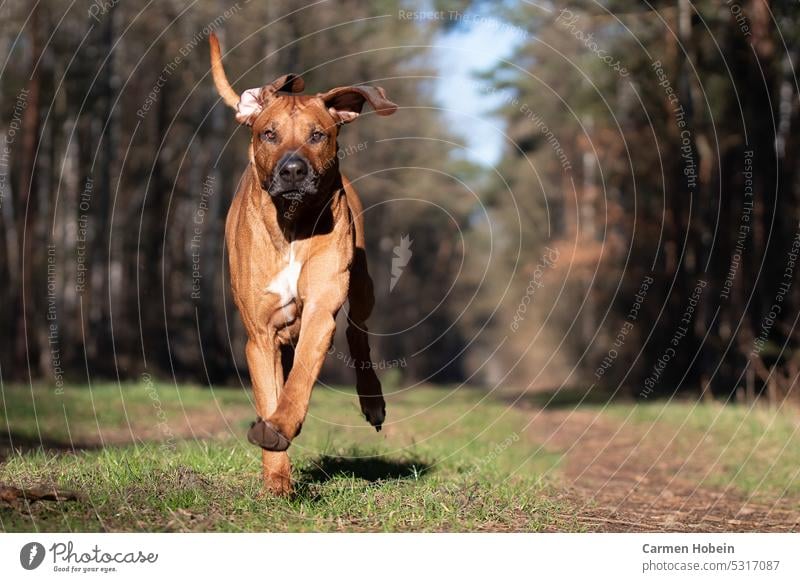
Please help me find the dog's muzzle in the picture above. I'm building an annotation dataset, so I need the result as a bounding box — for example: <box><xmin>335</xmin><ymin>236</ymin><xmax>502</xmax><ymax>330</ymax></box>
<box><xmin>267</xmin><ymin>153</ymin><xmax>318</xmax><ymax>200</ymax></box>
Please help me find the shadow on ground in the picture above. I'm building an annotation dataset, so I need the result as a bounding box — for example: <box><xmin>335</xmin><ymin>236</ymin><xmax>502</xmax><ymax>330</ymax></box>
<box><xmin>299</xmin><ymin>454</ymin><xmax>432</xmax><ymax>484</ymax></box>
<box><xmin>0</xmin><ymin>431</ymin><xmax>104</xmax><ymax>462</ymax></box>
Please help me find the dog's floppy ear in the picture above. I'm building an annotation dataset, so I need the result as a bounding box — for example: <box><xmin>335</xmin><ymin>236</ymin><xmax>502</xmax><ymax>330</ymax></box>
<box><xmin>318</xmin><ymin>85</ymin><xmax>397</xmax><ymax>124</ymax></box>
<box><xmin>209</xmin><ymin>33</ymin><xmax>304</xmax><ymax>126</ymax></box>
<box><xmin>235</xmin><ymin>74</ymin><xmax>305</xmax><ymax>125</ymax></box>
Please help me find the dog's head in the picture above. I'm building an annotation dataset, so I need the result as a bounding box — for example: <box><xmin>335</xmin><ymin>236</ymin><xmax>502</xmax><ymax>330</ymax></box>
<box><xmin>209</xmin><ymin>33</ymin><xmax>396</xmax><ymax>203</ymax></box>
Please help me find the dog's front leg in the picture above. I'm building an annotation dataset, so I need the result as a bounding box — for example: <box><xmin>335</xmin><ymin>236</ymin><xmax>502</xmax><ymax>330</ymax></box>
<box><xmin>346</xmin><ymin>249</ymin><xmax>385</xmax><ymax>430</ymax></box>
<box><xmin>245</xmin><ymin>338</ymin><xmax>292</xmax><ymax>495</ymax></box>
<box><xmin>263</xmin><ymin>304</ymin><xmax>338</xmax><ymax>445</ymax></box>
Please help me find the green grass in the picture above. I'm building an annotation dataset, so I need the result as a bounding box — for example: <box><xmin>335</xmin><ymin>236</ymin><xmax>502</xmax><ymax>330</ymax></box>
<box><xmin>603</xmin><ymin>399</ymin><xmax>800</xmax><ymax>498</ymax></box>
<box><xmin>0</xmin><ymin>383</ymin><xmax>569</xmax><ymax>532</ymax></box>
<box><xmin>7</xmin><ymin>382</ymin><xmax>796</xmax><ymax>531</ymax></box>
<box><xmin>0</xmin><ymin>380</ymin><xmax>252</xmax><ymax>445</ymax></box>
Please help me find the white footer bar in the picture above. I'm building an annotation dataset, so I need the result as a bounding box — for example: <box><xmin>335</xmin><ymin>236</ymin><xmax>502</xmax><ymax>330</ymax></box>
<box><xmin>2</xmin><ymin>533</ymin><xmax>798</xmax><ymax>581</ymax></box>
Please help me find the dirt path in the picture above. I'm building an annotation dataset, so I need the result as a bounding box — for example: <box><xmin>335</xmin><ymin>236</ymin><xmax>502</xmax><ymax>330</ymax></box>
<box><xmin>521</xmin><ymin>406</ymin><xmax>800</xmax><ymax>532</ymax></box>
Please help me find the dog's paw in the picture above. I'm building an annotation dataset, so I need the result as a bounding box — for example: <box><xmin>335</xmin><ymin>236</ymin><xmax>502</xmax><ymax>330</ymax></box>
<box><xmin>247</xmin><ymin>417</ymin><xmax>291</xmax><ymax>451</ymax></box>
<box><xmin>360</xmin><ymin>397</ymin><xmax>386</xmax><ymax>432</ymax></box>
<box><xmin>259</xmin><ymin>474</ymin><xmax>293</xmax><ymax>497</ymax></box>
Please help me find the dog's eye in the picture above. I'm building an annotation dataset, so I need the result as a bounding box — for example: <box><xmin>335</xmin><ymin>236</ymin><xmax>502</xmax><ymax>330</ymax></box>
<box><xmin>309</xmin><ymin>130</ymin><xmax>326</xmax><ymax>144</ymax></box>
<box><xmin>262</xmin><ymin>129</ymin><xmax>277</xmax><ymax>142</ymax></box>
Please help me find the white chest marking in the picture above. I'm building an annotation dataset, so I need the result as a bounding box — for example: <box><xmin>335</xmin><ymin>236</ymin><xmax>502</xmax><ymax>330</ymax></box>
<box><xmin>265</xmin><ymin>243</ymin><xmax>301</xmax><ymax>307</ymax></box>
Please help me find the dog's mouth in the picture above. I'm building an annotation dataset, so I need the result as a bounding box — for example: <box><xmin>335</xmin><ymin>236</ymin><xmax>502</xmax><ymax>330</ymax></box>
<box><xmin>280</xmin><ymin>189</ymin><xmax>305</xmax><ymax>201</ymax></box>
<box><xmin>264</xmin><ymin>176</ymin><xmax>319</xmax><ymax>201</ymax></box>
<box><xmin>265</xmin><ymin>187</ymin><xmax>308</xmax><ymax>201</ymax></box>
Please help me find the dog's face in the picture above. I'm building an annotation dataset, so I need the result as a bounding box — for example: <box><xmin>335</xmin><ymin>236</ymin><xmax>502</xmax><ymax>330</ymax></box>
<box><xmin>234</xmin><ymin>75</ymin><xmax>396</xmax><ymax>203</ymax></box>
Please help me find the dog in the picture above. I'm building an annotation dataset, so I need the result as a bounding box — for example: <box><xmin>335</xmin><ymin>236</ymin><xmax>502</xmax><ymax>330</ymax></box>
<box><xmin>209</xmin><ymin>33</ymin><xmax>395</xmax><ymax>495</ymax></box>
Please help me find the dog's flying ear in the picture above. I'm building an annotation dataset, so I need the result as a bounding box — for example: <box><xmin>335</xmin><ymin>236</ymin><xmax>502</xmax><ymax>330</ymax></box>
<box><xmin>318</xmin><ymin>86</ymin><xmax>397</xmax><ymax>124</ymax></box>
<box><xmin>235</xmin><ymin>75</ymin><xmax>305</xmax><ymax>125</ymax></box>
<box><xmin>209</xmin><ymin>32</ymin><xmax>304</xmax><ymax>126</ymax></box>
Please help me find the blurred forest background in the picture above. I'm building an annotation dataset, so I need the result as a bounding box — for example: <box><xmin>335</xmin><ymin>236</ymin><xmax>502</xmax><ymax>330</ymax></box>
<box><xmin>1</xmin><ymin>0</ymin><xmax>800</xmax><ymax>405</ymax></box>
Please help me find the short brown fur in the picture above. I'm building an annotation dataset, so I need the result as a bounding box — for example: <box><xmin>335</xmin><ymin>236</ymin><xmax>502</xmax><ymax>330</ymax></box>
<box><xmin>209</xmin><ymin>33</ymin><xmax>394</xmax><ymax>495</ymax></box>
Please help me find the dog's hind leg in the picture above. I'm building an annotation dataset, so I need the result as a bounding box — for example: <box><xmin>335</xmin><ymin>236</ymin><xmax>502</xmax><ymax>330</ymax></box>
<box><xmin>245</xmin><ymin>338</ymin><xmax>292</xmax><ymax>495</ymax></box>
<box><xmin>280</xmin><ymin>344</ymin><xmax>295</xmax><ymax>383</ymax></box>
<box><xmin>346</xmin><ymin>247</ymin><xmax>386</xmax><ymax>430</ymax></box>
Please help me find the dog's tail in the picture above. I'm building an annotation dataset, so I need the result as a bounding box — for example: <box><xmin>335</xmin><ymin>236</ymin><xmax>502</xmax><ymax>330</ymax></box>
<box><xmin>209</xmin><ymin>32</ymin><xmax>240</xmax><ymax>109</ymax></box>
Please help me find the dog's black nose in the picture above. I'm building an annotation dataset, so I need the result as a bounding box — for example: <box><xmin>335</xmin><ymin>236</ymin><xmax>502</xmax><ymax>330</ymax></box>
<box><xmin>278</xmin><ymin>156</ymin><xmax>308</xmax><ymax>186</ymax></box>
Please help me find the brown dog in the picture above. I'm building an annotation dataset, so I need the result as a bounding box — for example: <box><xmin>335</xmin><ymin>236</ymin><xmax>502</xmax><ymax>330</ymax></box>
<box><xmin>209</xmin><ymin>33</ymin><xmax>394</xmax><ymax>495</ymax></box>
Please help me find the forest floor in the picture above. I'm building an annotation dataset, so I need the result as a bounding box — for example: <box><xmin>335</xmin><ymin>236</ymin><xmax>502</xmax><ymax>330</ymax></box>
<box><xmin>1</xmin><ymin>382</ymin><xmax>799</xmax><ymax>532</ymax></box>
<box><xmin>513</xmin><ymin>388</ymin><xmax>800</xmax><ymax>531</ymax></box>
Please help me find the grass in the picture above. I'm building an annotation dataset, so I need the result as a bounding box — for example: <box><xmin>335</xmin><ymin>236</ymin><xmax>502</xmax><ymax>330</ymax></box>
<box><xmin>0</xmin><ymin>383</ymin><xmax>569</xmax><ymax>532</ymax></box>
<box><xmin>519</xmin><ymin>384</ymin><xmax>800</xmax><ymax>500</ymax></box>
<box><xmin>0</xmin><ymin>380</ymin><xmax>252</xmax><ymax>446</ymax></box>
<box><xmin>4</xmin><ymin>381</ymin><xmax>798</xmax><ymax>532</ymax></box>
<box><xmin>603</xmin><ymin>398</ymin><xmax>800</xmax><ymax>498</ymax></box>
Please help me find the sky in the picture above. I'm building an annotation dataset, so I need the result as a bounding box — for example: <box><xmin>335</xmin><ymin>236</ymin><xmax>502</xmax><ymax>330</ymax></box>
<box><xmin>432</xmin><ymin>13</ymin><xmax>525</xmax><ymax>167</ymax></box>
